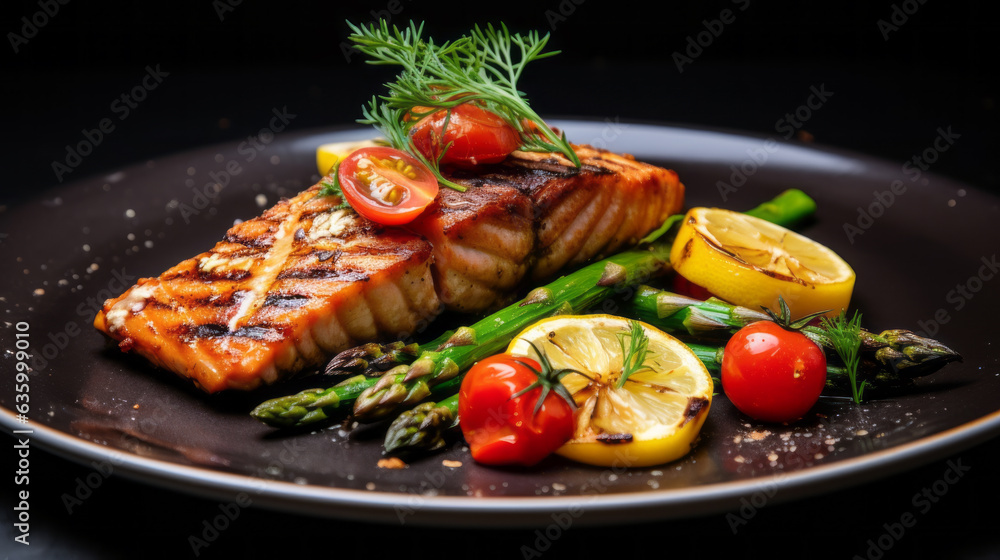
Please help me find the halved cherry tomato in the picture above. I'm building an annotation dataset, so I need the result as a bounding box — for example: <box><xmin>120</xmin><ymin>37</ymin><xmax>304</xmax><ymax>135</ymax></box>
<box><xmin>721</xmin><ymin>321</ymin><xmax>827</xmax><ymax>423</ymax></box>
<box><xmin>337</xmin><ymin>147</ymin><xmax>439</xmax><ymax>226</ymax></box>
<box><xmin>458</xmin><ymin>354</ymin><xmax>575</xmax><ymax>466</ymax></box>
<box><xmin>409</xmin><ymin>103</ymin><xmax>521</xmax><ymax>167</ymax></box>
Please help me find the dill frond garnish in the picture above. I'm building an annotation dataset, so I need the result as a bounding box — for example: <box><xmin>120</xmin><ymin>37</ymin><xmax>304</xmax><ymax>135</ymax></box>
<box><xmin>821</xmin><ymin>310</ymin><xmax>866</xmax><ymax>403</ymax></box>
<box><xmin>347</xmin><ymin>20</ymin><xmax>580</xmax><ymax>191</ymax></box>
<box><xmin>316</xmin><ymin>161</ymin><xmax>351</xmax><ymax>209</ymax></box>
<box><xmin>617</xmin><ymin>320</ymin><xmax>653</xmax><ymax>388</ymax></box>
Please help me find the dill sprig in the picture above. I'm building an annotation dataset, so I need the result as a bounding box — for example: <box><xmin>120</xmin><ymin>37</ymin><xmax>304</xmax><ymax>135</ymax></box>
<box><xmin>316</xmin><ymin>161</ymin><xmax>351</xmax><ymax>209</ymax></box>
<box><xmin>821</xmin><ymin>310</ymin><xmax>866</xmax><ymax>403</ymax></box>
<box><xmin>616</xmin><ymin>320</ymin><xmax>652</xmax><ymax>388</ymax></box>
<box><xmin>348</xmin><ymin>19</ymin><xmax>581</xmax><ymax>189</ymax></box>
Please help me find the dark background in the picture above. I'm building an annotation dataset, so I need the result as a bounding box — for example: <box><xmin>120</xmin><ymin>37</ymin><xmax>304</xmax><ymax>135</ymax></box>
<box><xmin>2</xmin><ymin>0</ymin><xmax>999</xmax><ymax>558</ymax></box>
<box><xmin>2</xmin><ymin>0</ymin><xmax>996</xmax><ymax>202</ymax></box>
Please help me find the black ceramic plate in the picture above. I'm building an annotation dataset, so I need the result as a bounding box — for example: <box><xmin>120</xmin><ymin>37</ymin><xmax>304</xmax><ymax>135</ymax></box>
<box><xmin>2</xmin><ymin>121</ymin><xmax>998</xmax><ymax>526</ymax></box>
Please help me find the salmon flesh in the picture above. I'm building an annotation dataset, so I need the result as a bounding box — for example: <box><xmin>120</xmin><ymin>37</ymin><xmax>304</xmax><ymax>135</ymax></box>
<box><xmin>95</xmin><ymin>144</ymin><xmax>684</xmax><ymax>392</ymax></box>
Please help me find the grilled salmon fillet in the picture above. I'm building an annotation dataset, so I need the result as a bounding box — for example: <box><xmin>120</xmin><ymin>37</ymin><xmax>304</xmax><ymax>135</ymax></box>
<box><xmin>95</xmin><ymin>144</ymin><xmax>683</xmax><ymax>392</ymax></box>
<box><xmin>94</xmin><ymin>187</ymin><xmax>441</xmax><ymax>393</ymax></box>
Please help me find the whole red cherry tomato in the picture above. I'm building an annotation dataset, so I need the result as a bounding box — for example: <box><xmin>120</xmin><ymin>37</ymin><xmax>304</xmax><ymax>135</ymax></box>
<box><xmin>458</xmin><ymin>354</ymin><xmax>575</xmax><ymax>466</ymax></box>
<box><xmin>721</xmin><ymin>321</ymin><xmax>827</xmax><ymax>423</ymax></box>
<box><xmin>337</xmin><ymin>146</ymin><xmax>439</xmax><ymax>226</ymax></box>
<box><xmin>409</xmin><ymin>103</ymin><xmax>521</xmax><ymax>167</ymax></box>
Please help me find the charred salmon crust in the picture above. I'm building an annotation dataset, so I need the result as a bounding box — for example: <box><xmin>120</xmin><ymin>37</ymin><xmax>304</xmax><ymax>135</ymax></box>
<box><xmin>94</xmin><ymin>184</ymin><xmax>441</xmax><ymax>393</ymax></box>
<box><xmin>95</xmin><ymin>144</ymin><xmax>684</xmax><ymax>392</ymax></box>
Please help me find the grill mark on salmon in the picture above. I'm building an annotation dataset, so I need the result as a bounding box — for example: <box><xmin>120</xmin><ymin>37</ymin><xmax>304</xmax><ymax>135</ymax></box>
<box><xmin>95</xmin><ymin>143</ymin><xmax>683</xmax><ymax>392</ymax></box>
<box><xmin>183</xmin><ymin>323</ymin><xmax>285</xmax><ymax>342</ymax></box>
<box><xmin>263</xmin><ymin>294</ymin><xmax>309</xmax><ymax>308</ymax></box>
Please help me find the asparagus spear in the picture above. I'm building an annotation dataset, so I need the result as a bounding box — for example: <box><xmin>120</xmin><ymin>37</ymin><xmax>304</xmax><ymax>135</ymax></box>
<box><xmin>384</xmin><ymin>394</ymin><xmax>459</xmax><ymax>454</ymax></box>
<box><xmin>323</xmin><ymin>341</ymin><xmax>420</xmax><ymax>378</ymax></box>
<box><xmin>251</xmin><ymin>189</ymin><xmax>816</xmax><ymax>428</ymax></box>
<box><xmin>251</xmin><ymin>374</ymin><xmax>374</xmax><ymax>428</ymax></box>
<box><xmin>251</xmin><ymin>374</ymin><xmax>462</xmax><ymax>429</ymax></box>
<box><xmin>624</xmin><ymin>287</ymin><xmax>962</xmax><ymax>380</ymax></box>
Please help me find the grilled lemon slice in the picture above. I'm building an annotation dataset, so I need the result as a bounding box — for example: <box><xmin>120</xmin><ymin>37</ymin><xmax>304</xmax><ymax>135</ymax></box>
<box><xmin>670</xmin><ymin>207</ymin><xmax>855</xmax><ymax>318</ymax></box>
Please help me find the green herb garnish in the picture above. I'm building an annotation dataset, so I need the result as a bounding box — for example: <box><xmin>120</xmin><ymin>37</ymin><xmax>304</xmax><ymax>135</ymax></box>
<box><xmin>316</xmin><ymin>161</ymin><xmax>351</xmax><ymax>209</ymax></box>
<box><xmin>616</xmin><ymin>320</ymin><xmax>652</xmax><ymax>388</ymax></box>
<box><xmin>347</xmin><ymin>20</ymin><xmax>580</xmax><ymax>192</ymax></box>
<box><xmin>821</xmin><ymin>310</ymin><xmax>866</xmax><ymax>403</ymax></box>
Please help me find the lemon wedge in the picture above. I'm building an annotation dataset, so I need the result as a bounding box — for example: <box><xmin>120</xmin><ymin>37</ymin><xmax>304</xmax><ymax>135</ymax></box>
<box><xmin>316</xmin><ymin>139</ymin><xmax>381</xmax><ymax>175</ymax></box>
<box><xmin>507</xmin><ymin>315</ymin><xmax>713</xmax><ymax>468</ymax></box>
<box><xmin>670</xmin><ymin>207</ymin><xmax>855</xmax><ymax>319</ymax></box>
